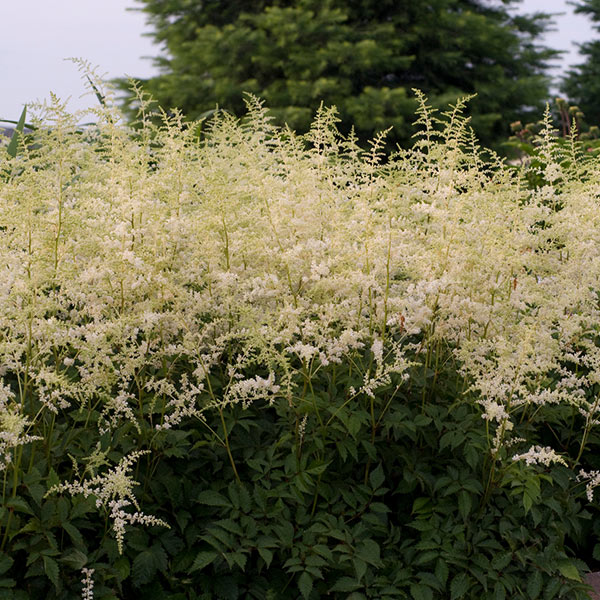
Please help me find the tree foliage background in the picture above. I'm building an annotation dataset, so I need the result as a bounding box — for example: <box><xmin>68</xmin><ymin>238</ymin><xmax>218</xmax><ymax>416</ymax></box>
<box><xmin>561</xmin><ymin>0</ymin><xmax>600</xmax><ymax>126</ymax></box>
<box><xmin>121</xmin><ymin>0</ymin><xmax>559</xmax><ymax>149</ymax></box>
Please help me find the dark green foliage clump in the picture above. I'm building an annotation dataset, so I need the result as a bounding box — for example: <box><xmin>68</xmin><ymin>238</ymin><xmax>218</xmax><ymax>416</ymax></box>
<box><xmin>122</xmin><ymin>0</ymin><xmax>559</xmax><ymax>149</ymax></box>
<box><xmin>2</xmin><ymin>344</ymin><xmax>598</xmax><ymax>599</ymax></box>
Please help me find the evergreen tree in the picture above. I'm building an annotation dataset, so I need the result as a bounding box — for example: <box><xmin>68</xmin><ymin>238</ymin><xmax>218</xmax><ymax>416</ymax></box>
<box><xmin>123</xmin><ymin>0</ymin><xmax>558</xmax><ymax>148</ymax></box>
<box><xmin>561</xmin><ymin>0</ymin><xmax>600</xmax><ymax>126</ymax></box>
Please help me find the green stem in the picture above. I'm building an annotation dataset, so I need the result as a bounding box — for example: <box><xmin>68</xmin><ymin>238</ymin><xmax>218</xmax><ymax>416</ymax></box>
<box><xmin>219</xmin><ymin>408</ymin><xmax>240</xmax><ymax>483</ymax></box>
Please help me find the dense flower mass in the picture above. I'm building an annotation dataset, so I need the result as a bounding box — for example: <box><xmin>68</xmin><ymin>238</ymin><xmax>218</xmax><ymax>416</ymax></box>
<box><xmin>2</xmin><ymin>75</ymin><xmax>600</xmax><ymax>558</ymax></box>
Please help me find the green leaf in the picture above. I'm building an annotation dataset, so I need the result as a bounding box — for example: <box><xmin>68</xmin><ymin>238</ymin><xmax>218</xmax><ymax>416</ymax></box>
<box><xmin>7</xmin><ymin>497</ymin><xmax>34</xmax><ymax>515</ymax></box>
<box><xmin>63</xmin><ymin>522</ymin><xmax>85</xmax><ymax>548</ymax></box>
<box><xmin>6</xmin><ymin>105</ymin><xmax>26</xmax><ymax>158</ymax></box>
<box><xmin>493</xmin><ymin>581</ymin><xmax>506</xmax><ymax>600</ymax></box>
<box><xmin>48</xmin><ymin>468</ymin><xmax>60</xmax><ymax>489</ymax></box>
<box><xmin>59</xmin><ymin>549</ymin><xmax>87</xmax><ymax>570</ymax></box>
<box><xmin>435</xmin><ymin>559</ymin><xmax>449</xmax><ymax>586</ymax></box>
<box><xmin>275</xmin><ymin>521</ymin><xmax>295</xmax><ymax>546</ymax></box>
<box><xmin>228</xmin><ymin>551</ymin><xmax>247</xmax><ymax>570</ymax></box>
<box><xmin>27</xmin><ymin>483</ymin><xmax>46</xmax><ymax>507</ymax></box>
<box><xmin>258</xmin><ymin>547</ymin><xmax>273</xmax><ymax>568</ymax></box>
<box><xmin>450</xmin><ymin>573</ymin><xmax>470</xmax><ymax>599</ymax></box>
<box><xmin>557</xmin><ymin>561</ymin><xmax>581</xmax><ymax>582</ymax></box>
<box><xmin>149</xmin><ymin>543</ymin><xmax>168</xmax><ymax>572</ymax></box>
<box><xmin>196</xmin><ymin>490</ymin><xmax>231</xmax><ymax>507</ymax></box>
<box><xmin>458</xmin><ymin>490</ymin><xmax>471</xmax><ymax>520</ymax></box>
<box><xmin>353</xmin><ymin>557</ymin><xmax>367</xmax><ymax>582</ymax></box>
<box><xmin>114</xmin><ymin>557</ymin><xmax>130</xmax><ymax>581</ymax></box>
<box><xmin>132</xmin><ymin>550</ymin><xmax>157</xmax><ymax>586</ymax></box>
<box><xmin>330</xmin><ymin>576</ymin><xmax>360</xmax><ymax>593</ymax></box>
<box><xmin>369</xmin><ymin>464</ymin><xmax>385</xmax><ymax>490</ymax></box>
<box><xmin>86</xmin><ymin>75</ymin><xmax>106</xmax><ymax>107</ymax></box>
<box><xmin>298</xmin><ymin>571</ymin><xmax>313</xmax><ymax>600</ymax></box>
<box><xmin>410</xmin><ymin>583</ymin><xmax>434</xmax><ymax>600</ymax></box>
<box><xmin>414</xmin><ymin>414</ymin><xmax>432</xmax><ymax>427</ymax></box>
<box><xmin>356</xmin><ymin>539</ymin><xmax>381</xmax><ymax>566</ymax></box>
<box><xmin>0</xmin><ymin>554</ymin><xmax>13</xmax><ymax>576</ymax></box>
<box><xmin>412</xmin><ymin>497</ymin><xmax>431</xmax><ymax>514</ymax></box>
<box><xmin>190</xmin><ymin>551</ymin><xmax>218</xmax><ymax>573</ymax></box>
<box><xmin>43</xmin><ymin>556</ymin><xmax>59</xmax><ymax>590</ymax></box>
<box><xmin>526</xmin><ymin>570</ymin><xmax>542</xmax><ymax>599</ymax></box>
<box><xmin>491</xmin><ymin>552</ymin><xmax>512</xmax><ymax>572</ymax></box>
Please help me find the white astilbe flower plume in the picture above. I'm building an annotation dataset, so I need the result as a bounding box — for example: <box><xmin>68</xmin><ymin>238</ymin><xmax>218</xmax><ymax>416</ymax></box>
<box><xmin>0</xmin><ymin>381</ymin><xmax>42</xmax><ymax>470</ymax></box>
<box><xmin>512</xmin><ymin>445</ymin><xmax>568</xmax><ymax>467</ymax></box>
<box><xmin>47</xmin><ymin>450</ymin><xmax>169</xmax><ymax>553</ymax></box>
<box><xmin>81</xmin><ymin>567</ymin><xmax>94</xmax><ymax>600</ymax></box>
<box><xmin>578</xmin><ymin>470</ymin><xmax>600</xmax><ymax>503</ymax></box>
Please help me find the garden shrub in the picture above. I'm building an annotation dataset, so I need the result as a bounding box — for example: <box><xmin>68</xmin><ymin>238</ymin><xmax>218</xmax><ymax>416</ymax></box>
<box><xmin>1</xmin><ymin>77</ymin><xmax>600</xmax><ymax>598</ymax></box>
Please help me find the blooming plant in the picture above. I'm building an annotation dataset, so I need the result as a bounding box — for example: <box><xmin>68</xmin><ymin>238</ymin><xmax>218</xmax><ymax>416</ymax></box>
<box><xmin>1</xmin><ymin>70</ymin><xmax>600</xmax><ymax>598</ymax></box>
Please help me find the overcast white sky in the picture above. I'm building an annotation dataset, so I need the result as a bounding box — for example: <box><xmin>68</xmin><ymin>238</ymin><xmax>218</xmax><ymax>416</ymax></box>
<box><xmin>0</xmin><ymin>0</ymin><xmax>597</xmax><ymax>120</ymax></box>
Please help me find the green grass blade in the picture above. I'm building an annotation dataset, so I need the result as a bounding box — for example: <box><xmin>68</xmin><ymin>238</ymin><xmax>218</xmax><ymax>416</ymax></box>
<box><xmin>0</xmin><ymin>118</ymin><xmax>36</xmax><ymax>130</ymax></box>
<box><xmin>86</xmin><ymin>75</ymin><xmax>106</xmax><ymax>107</ymax></box>
<box><xmin>6</xmin><ymin>105</ymin><xmax>27</xmax><ymax>158</ymax></box>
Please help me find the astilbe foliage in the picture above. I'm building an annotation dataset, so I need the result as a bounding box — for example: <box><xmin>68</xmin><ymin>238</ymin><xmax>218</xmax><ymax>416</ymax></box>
<box><xmin>0</xmin><ymin>74</ymin><xmax>600</xmax><ymax>598</ymax></box>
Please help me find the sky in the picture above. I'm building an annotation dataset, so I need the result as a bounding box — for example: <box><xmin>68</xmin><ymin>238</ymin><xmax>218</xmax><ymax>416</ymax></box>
<box><xmin>519</xmin><ymin>0</ymin><xmax>597</xmax><ymax>90</ymax></box>
<box><xmin>0</xmin><ymin>0</ymin><xmax>158</xmax><ymax>120</ymax></box>
<box><xmin>0</xmin><ymin>0</ymin><xmax>597</xmax><ymax>121</ymax></box>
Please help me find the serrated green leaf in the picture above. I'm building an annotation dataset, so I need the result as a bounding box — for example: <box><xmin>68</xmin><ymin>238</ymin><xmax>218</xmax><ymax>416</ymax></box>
<box><xmin>63</xmin><ymin>522</ymin><xmax>85</xmax><ymax>548</ymax></box>
<box><xmin>369</xmin><ymin>464</ymin><xmax>385</xmax><ymax>490</ymax></box>
<box><xmin>356</xmin><ymin>539</ymin><xmax>381</xmax><ymax>566</ymax></box>
<box><xmin>59</xmin><ymin>549</ymin><xmax>87</xmax><ymax>570</ymax></box>
<box><xmin>491</xmin><ymin>552</ymin><xmax>512</xmax><ymax>572</ymax></box>
<box><xmin>132</xmin><ymin>550</ymin><xmax>156</xmax><ymax>586</ymax></box>
<box><xmin>353</xmin><ymin>557</ymin><xmax>367</xmax><ymax>582</ymax></box>
<box><xmin>458</xmin><ymin>490</ymin><xmax>471</xmax><ymax>520</ymax></box>
<box><xmin>298</xmin><ymin>571</ymin><xmax>313</xmax><ymax>600</ymax></box>
<box><xmin>48</xmin><ymin>468</ymin><xmax>60</xmax><ymax>489</ymax></box>
<box><xmin>258</xmin><ymin>547</ymin><xmax>273</xmax><ymax>568</ymax></box>
<box><xmin>43</xmin><ymin>556</ymin><xmax>59</xmax><ymax>590</ymax></box>
<box><xmin>414</xmin><ymin>414</ymin><xmax>432</xmax><ymax>427</ymax></box>
<box><xmin>435</xmin><ymin>558</ymin><xmax>449</xmax><ymax>586</ymax></box>
<box><xmin>114</xmin><ymin>556</ymin><xmax>130</xmax><ymax>581</ymax></box>
<box><xmin>450</xmin><ymin>573</ymin><xmax>469</xmax><ymax>599</ymax></box>
<box><xmin>7</xmin><ymin>497</ymin><xmax>34</xmax><ymax>515</ymax></box>
<box><xmin>275</xmin><ymin>521</ymin><xmax>295</xmax><ymax>546</ymax></box>
<box><xmin>190</xmin><ymin>551</ymin><xmax>218</xmax><ymax>573</ymax></box>
<box><xmin>494</xmin><ymin>581</ymin><xmax>506</xmax><ymax>600</ymax></box>
<box><xmin>526</xmin><ymin>570</ymin><xmax>542</xmax><ymax>599</ymax></box>
<box><xmin>410</xmin><ymin>583</ymin><xmax>434</xmax><ymax>600</ymax></box>
<box><xmin>28</xmin><ymin>483</ymin><xmax>46</xmax><ymax>507</ymax></box>
<box><xmin>228</xmin><ymin>551</ymin><xmax>247</xmax><ymax>570</ymax></box>
<box><xmin>215</xmin><ymin>518</ymin><xmax>242</xmax><ymax>535</ymax></box>
<box><xmin>412</xmin><ymin>497</ymin><xmax>431</xmax><ymax>515</ymax></box>
<box><xmin>557</xmin><ymin>561</ymin><xmax>581</xmax><ymax>582</ymax></box>
<box><xmin>150</xmin><ymin>543</ymin><xmax>168</xmax><ymax>572</ymax></box>
<box><xmin>196</xmin><ymin>490</ymin><xmax>231</xmax><ymax>507</ymax></box>
<box><xmin>330</xmin><ymin>576</ymin><xmax>360</xmax><ymax>592</ymax></box>
<box><xmin>0</xmin><ymin>554</ymin><xmax>13</xmax><ymax>576</ymax></box>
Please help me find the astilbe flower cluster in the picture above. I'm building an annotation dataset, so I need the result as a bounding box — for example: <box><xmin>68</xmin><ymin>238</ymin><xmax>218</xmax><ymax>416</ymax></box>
<box><xmin>47</xmin><ymin>450</ymin><xmax>169</xmax><ymax>554</ymax></box>
<box><xmin>4</xmin><ymin>77</ymin><xmax>600</xmax><ymax>547</ymax></box>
